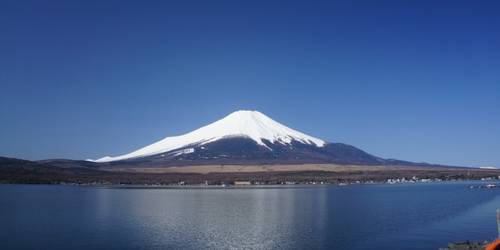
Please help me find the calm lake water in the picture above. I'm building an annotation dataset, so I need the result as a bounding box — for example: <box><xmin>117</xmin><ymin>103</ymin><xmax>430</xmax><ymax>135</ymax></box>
<box><xmin>1</xmin><ymin>182</ymin><xmax>499</xmax><ymax>250</ymax></box>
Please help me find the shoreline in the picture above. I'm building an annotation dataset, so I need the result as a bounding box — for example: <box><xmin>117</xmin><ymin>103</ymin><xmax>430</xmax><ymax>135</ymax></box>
<box><xmin>2</xmin><ymin>178</ymin><xmax>499</xmax><ymax>189</ymax></box>
<box><xmin>2</xmin><ymin>160</ymin><xmax>500</xmax><ymax>186</ymax></box>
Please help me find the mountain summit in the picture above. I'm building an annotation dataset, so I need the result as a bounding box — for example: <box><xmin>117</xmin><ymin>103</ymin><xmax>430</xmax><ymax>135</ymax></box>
<box><xmin>92</xmin><ymin>110</ymin><xmax>418</xmax><ymax>167</ymax></box>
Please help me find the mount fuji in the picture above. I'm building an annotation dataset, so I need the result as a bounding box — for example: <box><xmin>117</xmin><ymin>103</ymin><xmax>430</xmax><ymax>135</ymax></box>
<box><xmin>91</xmin><ymin>110</ymin><xmax>420</xmax><ymax>167</ymax></box>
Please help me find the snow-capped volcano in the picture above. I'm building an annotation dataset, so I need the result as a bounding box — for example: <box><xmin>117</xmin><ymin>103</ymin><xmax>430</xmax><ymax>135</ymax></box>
<box><xmin>90</xmin><ymin>110</ymin><xmax>417</xmax><ymax>167</ymax></box>
<box><xmin>94</xmin><ymin>110</ymin><xmax>326</xmax><ymax>162</ymax></box>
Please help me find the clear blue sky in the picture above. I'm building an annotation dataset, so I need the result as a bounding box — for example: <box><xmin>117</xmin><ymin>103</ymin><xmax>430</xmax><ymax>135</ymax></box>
<box><xmin>1</xmin><ymin>0</ymin><xmax>499</xmax><ymax>167</ymax></box>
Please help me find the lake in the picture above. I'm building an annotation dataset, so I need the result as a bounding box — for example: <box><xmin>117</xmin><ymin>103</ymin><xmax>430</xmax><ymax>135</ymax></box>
<box><xmin>1</xmin><ymin>182</ymin><xmax>499</xmax><ymax>249</ymax></box>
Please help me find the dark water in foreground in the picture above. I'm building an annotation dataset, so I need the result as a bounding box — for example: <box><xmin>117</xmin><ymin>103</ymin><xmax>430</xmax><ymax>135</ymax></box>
<box><xmin>1</xmin><ymin>182</ymin><xmax>499</xmax><ymax>250</ymax></box>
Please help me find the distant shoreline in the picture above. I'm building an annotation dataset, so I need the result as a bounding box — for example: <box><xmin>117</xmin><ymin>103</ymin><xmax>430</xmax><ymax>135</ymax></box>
<box><xmin>104</xmin><ymin>180</ymin><xmax>500</xmax><ymax>189</ymax></box>
<box><xmin>2</xmin><ymin>171</ymin><xmax>499</xmax><ymax>186</ymax></box>
<box><xmin>2</xmin><ymin>156</ymin><xmax>500</xmax><ymax>186</ymax></box>
<box><xmin>1</xmin><ymin>179</ymin><xmax>499</xmax><ymax>190</ymax></box>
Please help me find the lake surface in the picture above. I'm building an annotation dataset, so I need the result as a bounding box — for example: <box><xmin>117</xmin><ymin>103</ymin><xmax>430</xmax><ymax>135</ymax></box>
<box><xmin>1</xmin><ymin>182</ymin><xmax>499</xmax><ymax>250</ymax></box>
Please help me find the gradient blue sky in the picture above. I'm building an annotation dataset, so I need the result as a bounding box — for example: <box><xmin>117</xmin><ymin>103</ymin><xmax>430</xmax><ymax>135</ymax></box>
<box><xmin>1</xmin><ymin>0</ymin><xmax>499</xmax><ymax>167</ymax></box>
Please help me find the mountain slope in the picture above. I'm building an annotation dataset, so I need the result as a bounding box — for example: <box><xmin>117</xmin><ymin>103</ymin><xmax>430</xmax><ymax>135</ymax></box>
<box><xmin>88</xmin><ymin>110</ymin><xmax>435</xmax><ymax>168</ymax></box>
<box><xmin>98</xmin><ymin>137</ymin><xmax>383</xmax><ymax>167</ymax></box>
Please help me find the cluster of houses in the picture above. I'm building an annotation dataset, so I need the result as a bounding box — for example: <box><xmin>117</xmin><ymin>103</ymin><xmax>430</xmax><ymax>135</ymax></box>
<box><xmin>170</xmin><ymin>175</ymin><xmax>500</xmax><ymax>187</ymax></box>
<box><xmin>385</xmin><ymin>176</ymin><xmax>439</xmax><ymax>184</ymax></box>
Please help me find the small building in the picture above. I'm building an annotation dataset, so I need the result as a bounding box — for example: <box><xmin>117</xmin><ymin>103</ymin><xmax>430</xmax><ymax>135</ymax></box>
<box><xmin>234</xmin><ymin>181</ymin><xmax>251</xmax><ymax>185</ymax></box>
